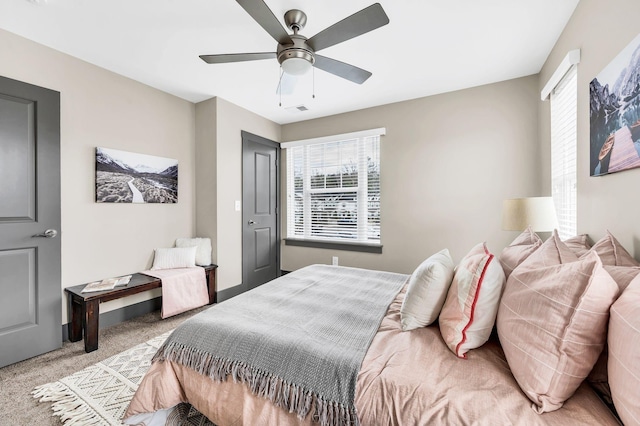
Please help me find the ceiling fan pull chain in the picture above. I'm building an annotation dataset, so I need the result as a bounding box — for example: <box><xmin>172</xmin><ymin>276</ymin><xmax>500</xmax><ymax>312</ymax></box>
<box><xmin>278</xmin><ymin>67</ymin><xmax>284</xmax><ymax>107</ymax></box>
<box><xmin>312</xmin><ymin>66</ymin><xmax>316</xmax><ymax>99</ymax></box>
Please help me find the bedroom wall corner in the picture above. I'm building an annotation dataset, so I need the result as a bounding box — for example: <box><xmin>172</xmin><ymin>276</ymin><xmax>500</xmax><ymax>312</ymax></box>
<box><xmin>0</xmin><ymin>28</ymin><xmax>197</xmax><ymax>324</ymax></box>
<box><xmin>280</xmin><ymin>75</ymin><xmax>541</xmax><ymax>274</ymax></box>
<box><xmin>537</xmin><ymin>0</ymin><xmax>640</xmax><ymax>257</ymax></box>
<box><xmin>195</xmin><ymin>97</ymin><xmax>219</xmax><ymax>263</ymax></box>
<box><xmin>212</xmin><ymin>97</ymin><xmax>281</xmax><ymax>292</ymax></box>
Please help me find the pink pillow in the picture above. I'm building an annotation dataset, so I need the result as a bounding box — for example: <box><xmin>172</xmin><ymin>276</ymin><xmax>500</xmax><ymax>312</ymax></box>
<box><xmin>586</xmin><ymin>265</ymin><xmax>640</xmax><ymax>402</ymax></box>
<box><xmin>439</xmin><ymin>242</ymin><xmax>505</xmax><ymax>358</ymax></box>
<box><xmin>603</xmin><ymin>265</ymin><xmax>640</xmax><ymax>292</ymax></box>
<box><xmin>498</xmin><ymin>226</ymin><xmax>542</xmax><ymax>279</ymax></box>
<box><xmin>563</xmin><ymin>234</ymin><xmax>591</xmax><ymax>257</ymax></box>
<box><xmin>585</xmin><ymin>230</ymin><xmax>639</xmax><ymax>267</ymax></box>
<box><xmin>497</xmin><ymin>231</ymin><xmax>619</xmax><ymax>413</ymax></box>
<box><xmin>608</xmin><ymin>274</ymin><xmax>640</xmax><ymax>425</ymax></box>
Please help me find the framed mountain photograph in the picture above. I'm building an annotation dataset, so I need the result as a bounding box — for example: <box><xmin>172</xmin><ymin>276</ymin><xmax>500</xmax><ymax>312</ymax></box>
<box><xmin>590</xmin><ymin>33</ymin><xmax>640</xmax><ymax>176</ymax></box>
<box><xmin>95</xmin><ymin>147</ymin><xmax>178</xmax><ymax>203</ymax></box>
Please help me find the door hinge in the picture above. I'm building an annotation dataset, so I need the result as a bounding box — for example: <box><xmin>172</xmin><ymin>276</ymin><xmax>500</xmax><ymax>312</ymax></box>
<box><xmin>275</xmin><ymin>159</ymin><xmax>279</xmax><ymax>167</ymax></box>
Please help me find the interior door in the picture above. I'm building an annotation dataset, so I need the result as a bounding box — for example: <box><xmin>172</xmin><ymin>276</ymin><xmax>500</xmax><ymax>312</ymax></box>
<box><xmin>0</xmin><ymin>76</ymin><xmax>61</xmax><ymax>368</ymax></box>
<box><xmin>242</xmin><ymin>131</ymin><xmax>280</xmax><ymax>290</ymax></box>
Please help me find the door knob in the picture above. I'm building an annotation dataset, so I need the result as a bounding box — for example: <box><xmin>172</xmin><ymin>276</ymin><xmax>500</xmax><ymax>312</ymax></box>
<box><xmin>33</xmin><ymin>229</ymin><xmax>58</xmax><ymax>238</ymax></box>
<box><xmin>248</xmin><ymin>220</ymin><xmax>257</xmax><ymax>225</ymax></box>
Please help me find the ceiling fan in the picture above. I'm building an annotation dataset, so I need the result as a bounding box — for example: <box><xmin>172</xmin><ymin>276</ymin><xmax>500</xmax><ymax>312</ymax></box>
<box><xmin>200</xmin><ymin>0</ymin><xmax>390</xmax><ymax>88</ymax></box>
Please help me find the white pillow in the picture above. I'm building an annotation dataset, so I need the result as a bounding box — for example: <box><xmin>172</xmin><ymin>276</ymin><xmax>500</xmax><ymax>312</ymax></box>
<box><xmin>151</xmin><ymin>246</ymin><xmax>197</xmax><ymax>270</ymax></box>
<box><xmin>175</xmin><ymin>237</ymin><xmax>212</xmax><ymax>266</ymax></box>
<box><xmin>400</xmin><ymin>249</ymin><xmax>455</xmax><ymax>331</ymax></box>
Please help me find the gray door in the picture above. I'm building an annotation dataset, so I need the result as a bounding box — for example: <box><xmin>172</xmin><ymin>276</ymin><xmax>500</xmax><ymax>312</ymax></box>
<box><xmin>242</xmin><ymin>131</ymin><xmax>279</xmax><ymax>290</ymax></box>
<box><xmin>0</xmin><ymin>76</ymin><xmax>61</xmax><ymax>368</ymax></box>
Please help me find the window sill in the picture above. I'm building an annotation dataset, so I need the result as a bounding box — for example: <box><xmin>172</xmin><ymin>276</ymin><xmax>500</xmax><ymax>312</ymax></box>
<box><xmin>284</xmin><ymin>238</ymin><xmax>382</xmax><ymax>253</ymax></box>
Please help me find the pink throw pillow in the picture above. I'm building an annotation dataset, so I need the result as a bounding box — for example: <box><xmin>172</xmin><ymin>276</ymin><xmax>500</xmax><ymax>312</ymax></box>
<box><xmin>603</xmin><ymin>265</ymin><xmax>640</xmax><ymax>292</ymax></box>
<box><xmin>498</xmin><ymin>226</ymin><xmax>542</xmax><ymax>279</ymax></box>
<box><xmin>585</xmin><ymin>230</ymin><xmax>639</xmax><ymax>267</ymax></box>
<box><xmin>563</xmin><ymin>234</ymin><xmax>591</xmax><ymax>257</ymax></box>
<box><xmin>497</xmin><ymin>231</ymin><xmax>619</xmax><ymax>413</ymax></box>
<box><xmin>586</xmin><ymin>264</ymin><xmax>640</xmax><ymax>402</ymax></box>
<box><xmin>439</xmin><ymin>242</ymin><xmax>505</xmax><ymax>358</ymax></box>
<box><xmin>608</xmin><ymin>274</ymin><xmax>640</xmax><ymax>425</ymax></box>
<box><xmin>580</xmin><ymin>231</ymin><xmax>638</xmax><ymax>399</ymax></box>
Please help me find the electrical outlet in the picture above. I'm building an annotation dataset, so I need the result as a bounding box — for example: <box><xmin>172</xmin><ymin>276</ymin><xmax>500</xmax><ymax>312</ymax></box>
<box><xmin>332</xmin><ymin>256</ymin><xmax>339</xmax><ymax>266</ymax></box>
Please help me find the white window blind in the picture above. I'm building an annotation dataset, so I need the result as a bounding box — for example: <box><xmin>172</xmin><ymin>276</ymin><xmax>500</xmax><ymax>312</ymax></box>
<box><xmin>287</xmin><ymin>134</ymin><xmax>381</xmax><ymax>244</ymax></box>
<box><xmin>550</xmin><ymin>65</ymin><xmax>577</xmax><ymax>240</ymax></box>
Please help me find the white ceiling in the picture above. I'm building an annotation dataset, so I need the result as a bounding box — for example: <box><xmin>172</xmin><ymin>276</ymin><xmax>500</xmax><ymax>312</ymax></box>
<box><xmin>0</xmin><ymin>0</ymin><xmax>579</xmax><ymax>124</ymax></box>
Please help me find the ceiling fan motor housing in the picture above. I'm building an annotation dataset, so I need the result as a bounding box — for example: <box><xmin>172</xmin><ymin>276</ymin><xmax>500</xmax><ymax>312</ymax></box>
<box><xmin>277</xmin><ymin>9</ymin><xmax>314</xmax><ymax>74</ymax></box>
<box><xmin>277</xmin><ymin>34</ymin><xmax>315</xmax><ymax>69</ymax></box>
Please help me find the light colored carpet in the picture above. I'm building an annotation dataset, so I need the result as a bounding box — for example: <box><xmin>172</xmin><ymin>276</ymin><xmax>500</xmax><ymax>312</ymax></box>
<box><xmin>0</xmin><ymin>306</ymin><xmax>209</xmax><ymax>425</ymax></box>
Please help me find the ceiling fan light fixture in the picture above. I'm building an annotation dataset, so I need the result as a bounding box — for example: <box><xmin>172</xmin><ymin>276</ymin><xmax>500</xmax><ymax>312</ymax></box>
<box><xmin>281</xmin><ymin>57</ymin><xmax>313</xmax><ymax>76</ymax></box>
<box><xmin>277</xmin><ymin>38</ymin><xmax>315</xmax><ymax>76</ymax></box>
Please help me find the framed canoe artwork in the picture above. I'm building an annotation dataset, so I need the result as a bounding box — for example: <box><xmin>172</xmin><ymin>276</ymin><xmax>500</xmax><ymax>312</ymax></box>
<box><xmin>590</xmin><ymin>33</ymin><xmax>640</xmax><ymax>176</ymax></box>
<box><xmin>95</xmin><ymin>147</ymin><xmax>178</xmax><ymax>203</ymax></box>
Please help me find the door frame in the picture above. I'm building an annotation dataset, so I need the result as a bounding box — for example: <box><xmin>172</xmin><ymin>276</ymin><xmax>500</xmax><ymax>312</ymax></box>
<box><xmin>241</xmin><ymin>130</ymin><xmax>281</xmax><ymax>292</ymax></box>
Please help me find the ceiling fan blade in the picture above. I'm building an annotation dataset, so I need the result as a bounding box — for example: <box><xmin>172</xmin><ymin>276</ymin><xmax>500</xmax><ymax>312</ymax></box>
<box><xmin>307</xmin><ymin>3</ymin><xmax>389</xmax><ymax>52</ymax></box>
<box><xmin>236</xmin><ymin>0</ymin><xmax>292</xmax><ymax>45</ymax></box>
<box><xmin>314</xmin><ymin>55</ymin><xmax>372</xmax><ymax>84</ymax></box>
<box><xmin>199</xmin><ymin>52</ymin><xmax>276</xmax><ymax>64</ymax></box>
<box><xmin>276</xmin><ymin>72</ymin><xmax>297</xmax><ymax>95</ymax></box>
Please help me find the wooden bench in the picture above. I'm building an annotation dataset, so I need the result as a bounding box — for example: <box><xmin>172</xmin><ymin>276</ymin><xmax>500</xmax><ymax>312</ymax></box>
<box><xmin>65</xmin><ymin>264</ymin><xmax>217</xmax><ymax>353</ymax></box>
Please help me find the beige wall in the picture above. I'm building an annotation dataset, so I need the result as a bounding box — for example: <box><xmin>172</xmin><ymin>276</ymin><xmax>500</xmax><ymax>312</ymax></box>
<box><xmin>0</xmin><ymin>29</ymin><xmax>196</xmax><ymax>322</ymax></box>
<box><xmin>281</xmin><ymin>75</ymin><xmax>541</xmax><ymax>274</ymax></box>
<box><xmin>9</xmin><ymin>0</ymin><xmax>634</xmax><ymax>321</ymax></box>
<box><xmin>538</xmin><ymin>0</ymin><xmax>640</xmax><ymax>257</ymax></box>
<box><xmin>196</xmin><ymin>97</ymin><xmax>280</xmax><ymax>291</ymax></box>
<box><xmin>195</xmin><ymin>98</ymin><xmax>218</xmax><ymax>261</ymax></box>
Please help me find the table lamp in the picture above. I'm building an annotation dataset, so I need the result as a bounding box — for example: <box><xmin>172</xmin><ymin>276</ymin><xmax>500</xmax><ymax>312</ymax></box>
<box><xmin>502</xmin><ymin>197</ymin><xmax>559</xmax><ymax>233</ymax></box>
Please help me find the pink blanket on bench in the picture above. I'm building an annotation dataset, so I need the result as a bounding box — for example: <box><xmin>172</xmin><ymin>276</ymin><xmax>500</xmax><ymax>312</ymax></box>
<box><xmin>141</xmin><ymin>267</ymin><xmax>209</xmax><ymax>318</ymax></box>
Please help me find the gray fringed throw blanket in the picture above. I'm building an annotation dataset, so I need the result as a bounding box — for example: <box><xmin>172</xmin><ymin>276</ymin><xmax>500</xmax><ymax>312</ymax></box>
<box><xmin>152</xmin><ymin>264</ymin><xmax>407</xmax><ymax>426</ymax></box>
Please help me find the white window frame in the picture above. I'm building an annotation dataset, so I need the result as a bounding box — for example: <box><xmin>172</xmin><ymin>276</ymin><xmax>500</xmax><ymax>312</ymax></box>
<box><xmin>545</xmin><ymin>50</ymin><xmax>579</xmax><ymax>239</ymax></box>
<box><xmin>282</xmin><ymin>128</ymin><xmax>384</xmax><ymax>250</ymax></box>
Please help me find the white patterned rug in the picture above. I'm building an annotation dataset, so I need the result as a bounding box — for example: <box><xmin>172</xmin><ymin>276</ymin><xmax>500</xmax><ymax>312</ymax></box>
<box><xmin>33</xmin><ymin>332</ymin><xmax>213</xmax><ymax>426</ymax></box>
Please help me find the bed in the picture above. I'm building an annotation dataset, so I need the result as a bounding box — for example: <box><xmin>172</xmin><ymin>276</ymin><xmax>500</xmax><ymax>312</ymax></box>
<box><xmin>123</xmin><ymin>263</ymin><xmax>620</xmax><ymax>426</ymax></box>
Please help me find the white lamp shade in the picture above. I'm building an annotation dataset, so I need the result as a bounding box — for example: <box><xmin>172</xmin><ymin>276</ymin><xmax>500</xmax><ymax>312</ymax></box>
<box><xmin>281</xmin><ymin>57</ymin><xmax>312</xmax><ymax>76</ymax></box>
<box><xmin>502</xmin><ymin>197</ymin><xmax>559</xmax><ymax>232</ymax></box>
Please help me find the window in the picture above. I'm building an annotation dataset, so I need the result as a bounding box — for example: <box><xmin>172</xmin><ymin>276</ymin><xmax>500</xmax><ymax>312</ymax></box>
<box><xmin>550</xmin><ymin>65</ymin><xmax>577</xmax><ymax>239</ymax></box>
<box><xmin>285</xmin><ymin>129</ymin><xmax>382</xmax><ymax>248</ymax></box>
